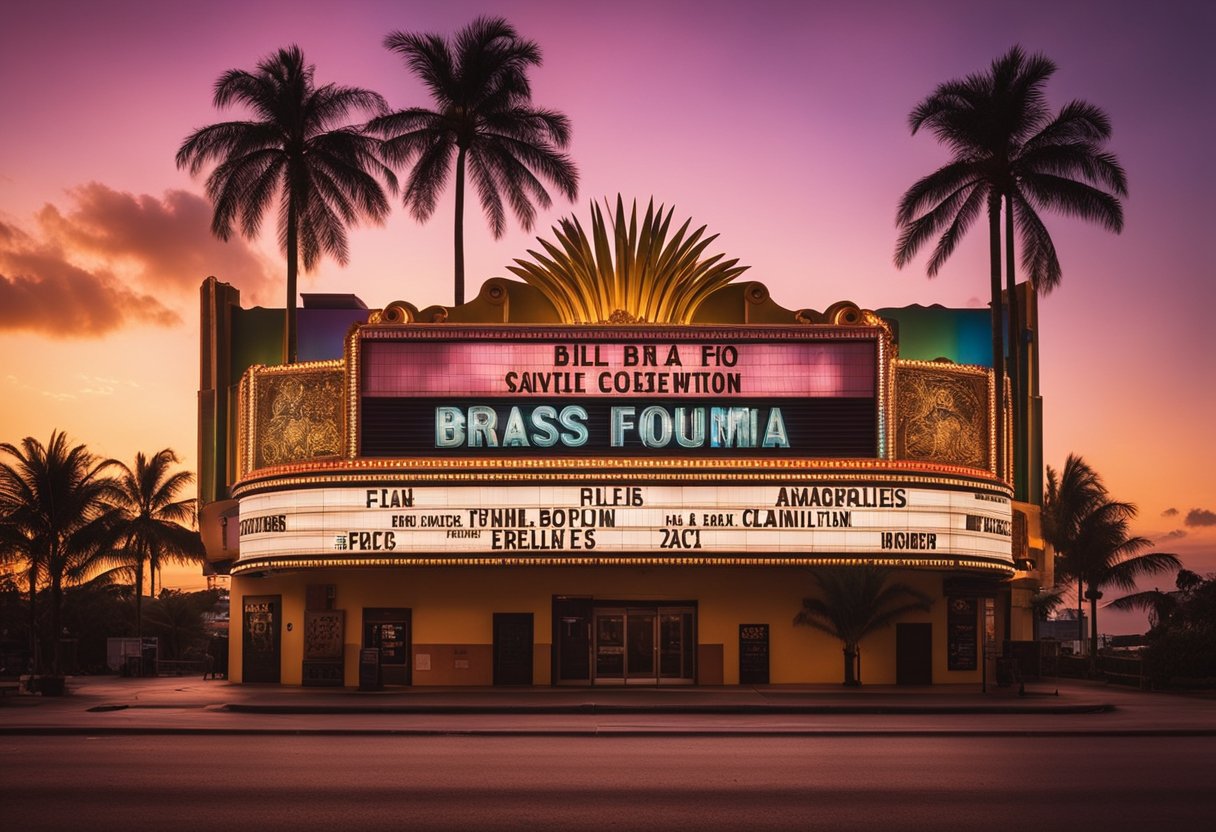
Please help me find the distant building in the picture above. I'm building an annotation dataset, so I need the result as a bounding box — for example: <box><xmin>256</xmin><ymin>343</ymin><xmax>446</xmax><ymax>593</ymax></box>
<box><xmin>1040</xmin><ymin>615</ymin><xmax>1088</xmax><ymax>645</ymax></box>
<box><xmin>198</xmin><ymin>259</ymin><xmax>1047</xmax><ymax>686</ymax></box>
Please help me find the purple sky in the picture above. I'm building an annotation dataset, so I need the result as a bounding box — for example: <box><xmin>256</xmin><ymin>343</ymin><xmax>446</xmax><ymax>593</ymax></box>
<box><xmin>1</xmin><ymin>0</ymin><xmax>1212</xmax><ymax>631</ymax></box>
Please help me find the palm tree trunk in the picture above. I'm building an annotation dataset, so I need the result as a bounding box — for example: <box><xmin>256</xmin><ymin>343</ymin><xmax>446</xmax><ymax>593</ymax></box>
<box><xmin>27</xmin><ymin>562</ymin><xmax>38</xmax><ymax>674</ymax></box>
<box><xmin>453</xmin><ymin>145</ymin><xmax>468</xmax><ymax>306</ymax></box>
<box><xmin>284</xmin><ymin>189</ymin><xmax>299</xmax><ymax>365</ymax></box>
<box><xmin>135</xmin><ymin>555</ymin><xmax>144</xmax><ymax>642</ymax></box>
<box><xmin>49</xmin><ymin>573</ymin><xmax>62</xmax><ymax>676</ymax></box>
<box><xmin>843</xmin><ymin>644</ymin><xmax>859</xmax><ymax>686</ymax></box>
<box><xmin>1004</xmin><ymin>193</ymin><xmax>1023</xmax><ymax>501</ymax></box>
<box><xmin>1089</xmin><ymin>589</ymin><xmax>1100</xmax><ymax>675</ymax></box>
<box><xmin>987</xmin><ymin>194</ymin><xmax>1006</xmax><ymax>481</ymax></box>
<box><xmin>1078</xmin><ymin>575</ymin><xmax>1084</xmax><ymax>652</ymax></box>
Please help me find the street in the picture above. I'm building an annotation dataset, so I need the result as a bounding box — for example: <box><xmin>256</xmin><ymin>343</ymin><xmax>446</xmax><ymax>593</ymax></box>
<box><xmin>3</xmin><ymin>735</ymin><xmax>1213</xmax><ymax>831</ymax></box>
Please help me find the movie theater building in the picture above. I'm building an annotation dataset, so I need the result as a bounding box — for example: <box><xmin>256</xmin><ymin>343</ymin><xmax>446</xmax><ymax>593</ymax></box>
<box><xmin>198</xmin><ymin>264</ymin><xmax>1048</xmax><ymax>687</ymax></box>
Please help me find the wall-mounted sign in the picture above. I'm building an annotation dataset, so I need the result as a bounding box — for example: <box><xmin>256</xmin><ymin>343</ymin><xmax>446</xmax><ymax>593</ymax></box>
<box><xmin>947</xmin><ymin>597</ymin><xmax>978</xmax><ymax>671</ymax></box>
<box><xmin>739</xmin><ymin>624</ymin><xmax>770</xmax><ymax>684</ymax></box>
<box><xmin>359</xmin><ymin>331</ymin><xmax>880</xmax><ymax>458</ymax></box>
<box><xmin>237</xmin><ymin>483</ymin><xmax>1013</xmax><ymax>564</ymax></box>
<box><xmin>361</xmin><ymin>339</ymin><xmax>876</xmax><ymax>399</ymax></box>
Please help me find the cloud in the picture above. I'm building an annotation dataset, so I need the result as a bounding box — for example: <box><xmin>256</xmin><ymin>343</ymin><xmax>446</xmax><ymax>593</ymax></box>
<box><xmin>36</xmin><ymin>183</ymin><xmax>276</xmax><ymax>301</ymax></box>
<box><xmin>0</xmin><ymin>184</ymin><xmax>277</xmax><ymax>337</ymax></box>
<box><xmin>1162</xmin><ymin>530</ymin><xmax>1188</xmax><ymax>540</ymax></box>
<box><xmin>1161</xmin><ymin>507</ymin><xmax>1179</xmax><ymax>517</ymax></box>
<box><xmin>0</xmin><ymin>221</ymin><xmax>178</xmax><ymax>336</ymax></box>
<box><xmin>1185</xmin><ymin>509</ymin><xmax>1216</xmax><ymax>527</ymax></box>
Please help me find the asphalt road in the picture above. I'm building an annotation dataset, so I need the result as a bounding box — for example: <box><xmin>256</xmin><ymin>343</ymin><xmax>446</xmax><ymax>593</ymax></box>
<box><xmin>3</xmin><ymin>735</ymin><xmax>1213</xmax><ymax>831</ymax></box>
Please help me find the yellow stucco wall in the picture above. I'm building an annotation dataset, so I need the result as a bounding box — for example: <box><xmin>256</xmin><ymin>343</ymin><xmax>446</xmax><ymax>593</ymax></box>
<box><xmin>229</xmin><ymin>566</ymin><xmax>995</xmax><ymax>686</ymax></box>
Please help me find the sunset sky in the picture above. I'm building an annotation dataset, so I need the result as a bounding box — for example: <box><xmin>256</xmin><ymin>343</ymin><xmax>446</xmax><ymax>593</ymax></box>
<box><xmin>1</xmin><ymin>0</ymin><xmax>1212</xmax><ymax>632</ymax></box>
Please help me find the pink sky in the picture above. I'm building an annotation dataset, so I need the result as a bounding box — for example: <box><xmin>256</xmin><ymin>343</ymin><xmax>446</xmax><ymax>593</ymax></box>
<box><xmin>1</xmin><ymin>1</ymin><xmax>1212</xmax><ymax>632</ymax></box>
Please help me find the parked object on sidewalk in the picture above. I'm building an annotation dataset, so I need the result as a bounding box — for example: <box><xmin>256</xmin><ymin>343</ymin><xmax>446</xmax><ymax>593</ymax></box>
<box><xmin>33</xmin><ymin>675</ymin><xmax>66</xmax><ymax>696</ymax></box>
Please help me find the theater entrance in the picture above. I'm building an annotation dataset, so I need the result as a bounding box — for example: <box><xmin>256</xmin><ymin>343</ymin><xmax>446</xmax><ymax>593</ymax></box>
<box><xmin>561</xmin><ymin>603</ymin><xmax>694</xmax><ymax>685</ymax></box>
<box><xmin>553</xmin><ymin>598</ymin><xmax>696</xmax><ymax>685</ymax></box>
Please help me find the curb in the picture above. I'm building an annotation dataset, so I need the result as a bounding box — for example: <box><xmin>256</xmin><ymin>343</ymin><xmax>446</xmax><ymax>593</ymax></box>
<box><xmin>220</xmin><ymin>702</ymin><xmax>1115</xmax><ymax>716</ymax></box>
<box><xmin>1</xmin><ymin>725</ymin><xmax>1213</xmax><ymax>738</ymax></box>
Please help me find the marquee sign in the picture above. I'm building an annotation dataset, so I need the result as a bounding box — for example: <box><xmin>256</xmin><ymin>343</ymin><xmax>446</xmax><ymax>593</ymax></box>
<box><xmin>237</xmin><ymin>483</ymin><xmax>1013</xmax><ymax>565</ymax></box>
<box><xmin>358</xmin><ymin>329</ymin><xmax>882</xmax><ymax>458</ymax></box>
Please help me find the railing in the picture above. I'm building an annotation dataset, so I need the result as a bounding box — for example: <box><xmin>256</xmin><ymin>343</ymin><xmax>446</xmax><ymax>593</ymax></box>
<box><xmin>1098</xmin><ymin>654</ymin><xmax>1147</xmax><ymax>689</ymax></box>
<box><xmin>1046</xmin><ymin>652</ymin><xmax>1146</xmax><ymax>688</ymax></box>
<box><xmin>1054</xmin><ymin>654</ymin><xmax>1089</xmax><ymax>679</ymax></box>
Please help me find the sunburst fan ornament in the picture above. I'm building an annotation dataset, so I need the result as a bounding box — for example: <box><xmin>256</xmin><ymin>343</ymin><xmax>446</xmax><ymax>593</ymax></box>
<box><xmin>506</xmin><ymin>196</ymin><xmax>748</xmax><ymax>324</ymax></box>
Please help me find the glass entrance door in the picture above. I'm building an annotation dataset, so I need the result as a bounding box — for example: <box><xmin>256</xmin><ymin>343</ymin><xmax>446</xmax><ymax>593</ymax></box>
<box><xmin>659</xmin><ymin>611</ymin><xmax>695</xmax><ymax>682</ymax></box>
<box><xmin>594</xmin><ymin>611</ymin><xmax>625</xmax><ymax>680</ymax></box>
<box><xmin>592</xmin><ymin>606</ymin><xmax>694</xmax><ymax>685</ymax></box>
<box><xmin>626</xmin><ymin>611</ymin><xmax>656</xmax><ymax>683</ymax></box>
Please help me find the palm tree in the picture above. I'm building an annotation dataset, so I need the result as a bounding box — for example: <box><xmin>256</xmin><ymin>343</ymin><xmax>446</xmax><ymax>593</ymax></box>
<box><xmin>144</xmin><ymin>590</ymin><xmax>219</xmax><ymax>660</ymax></box>
<box><xmin>110</xmin><ymin>450</ymin><xmax>206</xmax><ymax>640</ymax></box>
<box><xmin>794</xmin><ymin>567</ymin><xmax>932</xmax><ymax>685</ymax></box>
<box><xmin>1106</xmin><ymin>569</ymin><xmax>1203</xmax><ymax>633</ymax></box>
<box><xmin>0</xmin><ymin>432</ymin><xmax>121</xmax><ymax>675</ymax></box>
<box><xmin>371</xmin><ymin>16</ymin><xmax>579</xmax><ymax>305</ymax></box>
<box><xmin>0</xmin><ymin>506</ymin><xmax>39</xmax><ymax>670</ymax></box>
<box><xmin>896</xmin><ymin>46</ymin><xmax>1127</xmax><ymax>485</ymax></box>
<box><xmin>1043</xmin><ymin>454</ymin><xmax>1107</xmax><ymax>646</ymax></box>
<box><xmin>1068</xmin><ymin>499</ymin><xmax>1178</xmax><ymax>666</ymax></box>
<box><xmin>177</xmin><ymin>45</ymin><xmax>397</xmax><ymax>364</ymax></box>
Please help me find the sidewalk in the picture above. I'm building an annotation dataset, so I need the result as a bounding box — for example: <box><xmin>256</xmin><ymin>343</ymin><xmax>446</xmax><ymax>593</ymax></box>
<box><xmin>2</xmin><ymin>675</ymin><xmax>1214</xmax><ymax>736</ymax></box>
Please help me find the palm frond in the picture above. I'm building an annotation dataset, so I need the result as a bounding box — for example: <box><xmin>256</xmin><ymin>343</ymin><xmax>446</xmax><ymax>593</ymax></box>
<box><xmin>925</xmin><ymin>183</ymin><xmax>988</xmax><ymax>277</ymax></box>
<box><xmin>1019</xmin><ymin>170</ymin><xmax>1125</xmax><ymax>233</ymax></box>
<box><xmin>1023</xmin><ymin>99</ymin><xmax>1113</xmax><ymax>147</ymax></box>
<box><xmin>1011</xmin><ymin>193</ymin><xmax>1062</xmax><ymax>292</ymax></box>
<box><xmin>401</xmin><ymin>138</ymin><xmax>455</xmax><ymax>221</ymax></box>
<box><xmin>468</xmin><ymin>148</ymin><xmax>510</xmax><ymax>237</ymax></box>
<box><xmin>895</xmin><ymin>160</ymin><xmax>983</xmax><ymax>226</ymax></box>
<box><xmin>308</xmin><ymin>85</ymin><xmax>389</xmax><ymax>131</ymax></box>
<box><xmin>895</xmin><ymin>179</ymin><xmax>985</xmax><ymax>271</ymax></box>
<box><xmin>1017</xmin><ymin>142</ymin><xmax>1127</xmax><ymax>196</ymax></box>
<box><xmin>368</xmin><ymin>109</ymin><xmax>447</xmax><ymax>143</ymax></box>
<box><xmin>385</xmin><ymin>31</ymin><xmax>456</xmax><ymax>103</ymax></box>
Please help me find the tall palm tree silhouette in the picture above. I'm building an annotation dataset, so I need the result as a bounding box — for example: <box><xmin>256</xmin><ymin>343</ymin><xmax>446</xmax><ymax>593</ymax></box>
<box><xmin>1044</xmin><ymin>453</ymin><xmax>1107</xmax><ymax>646</ymax></box>
<box><xmin>1069</xmin><ymin>498</ymin><xmax>1177</xmax><ymax>668</ymax></box>
<box><xmin>110</xmin><ymin>450</ymin><xmax>205</xmax><ymax>639</ymax></box>
<box><xmin>371</xmin><ymin>16</ymin><xmax>579</xmax><ymax>305</ymax></box>
<box><xmin>1045</xmin><ymin>454</ymin><xmax>1178</xmax><ymax>666</ymax></box>
<box><xmin>177</xmin><ymin>45</ymin><xmax>397</xmax><ymax>363</ymax></box>
<box><xmin>896</xmin><ymin>46</ymin><xmax>1126</xmax><ymax>485</ymax></box>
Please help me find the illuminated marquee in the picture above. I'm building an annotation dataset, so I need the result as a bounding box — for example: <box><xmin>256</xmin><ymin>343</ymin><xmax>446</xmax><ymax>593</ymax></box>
<box><xmin>237</xmin><ymin>483</ymin><xmax>1013</xmax><ymax>565</ymax></box>
<box><xmin>358</xmin><ymin>329</ymin><xmax>882</xmax><ymax>458</ymax></box>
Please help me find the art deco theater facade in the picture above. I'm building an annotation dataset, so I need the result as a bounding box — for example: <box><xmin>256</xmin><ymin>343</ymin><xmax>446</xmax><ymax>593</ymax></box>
<box><xmin>198</xmin><ymin>235</ymin><xmax>1047</xmax><ymax>687</ymax></box>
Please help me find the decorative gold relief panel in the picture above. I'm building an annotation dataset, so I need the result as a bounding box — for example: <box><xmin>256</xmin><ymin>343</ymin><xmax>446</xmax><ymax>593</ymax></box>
<box><xmin>247</xmin><ymin>363</ymin><xmax>345</xmax><ymax>474</ymax></box>
<box><xmin>895</xmin><ymin>361</ymin><xmax>992</xmax><ymax>472</ymax></box>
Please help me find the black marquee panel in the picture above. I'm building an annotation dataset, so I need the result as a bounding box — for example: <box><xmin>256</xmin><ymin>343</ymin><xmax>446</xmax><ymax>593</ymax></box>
<box><xmin>359</xmin><ymin>396</ymin><xmax>877</xmax><ymax>458</ymax></box>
